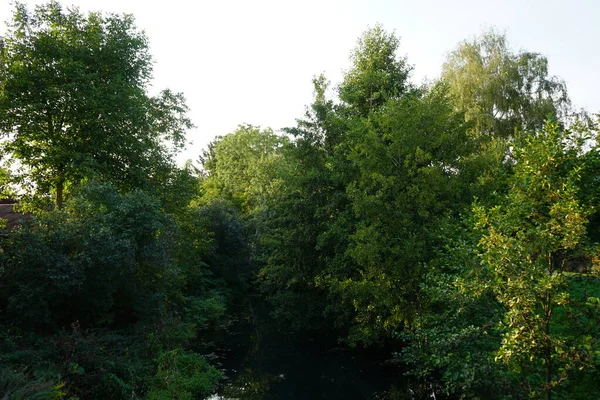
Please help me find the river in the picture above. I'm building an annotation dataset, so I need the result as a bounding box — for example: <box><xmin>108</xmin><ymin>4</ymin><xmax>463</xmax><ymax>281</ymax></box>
<box><xmin>196</xmin><ymin>299</ymin><xmax>409</xmax><ymax>400</ymax></box>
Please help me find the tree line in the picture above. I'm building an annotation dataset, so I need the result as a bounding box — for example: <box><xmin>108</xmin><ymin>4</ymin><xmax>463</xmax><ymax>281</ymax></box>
<box><xmin>1</xmin><ymin>2</ymin><xmax>599</xmax><ymax>399</ymax></box>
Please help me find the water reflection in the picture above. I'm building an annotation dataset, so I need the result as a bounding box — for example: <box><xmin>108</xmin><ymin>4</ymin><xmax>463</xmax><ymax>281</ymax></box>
<box><xmin>198</xmin><ymin>301</ymin><xmax>404</xmax><ymax>400</ymax></box>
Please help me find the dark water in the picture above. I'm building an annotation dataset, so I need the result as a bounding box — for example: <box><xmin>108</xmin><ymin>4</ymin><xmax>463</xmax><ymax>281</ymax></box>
<box><xmin>197</xmin><ymin>300</ymin><xmax>404</xmax><ymax>400</ymax></box>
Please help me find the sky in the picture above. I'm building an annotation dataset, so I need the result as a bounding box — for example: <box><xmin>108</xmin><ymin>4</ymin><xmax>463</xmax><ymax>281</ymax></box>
<box><xmin>1</xmin><ymin>0</ymin><xmax>599</xmax><ymax>164</ymax></box>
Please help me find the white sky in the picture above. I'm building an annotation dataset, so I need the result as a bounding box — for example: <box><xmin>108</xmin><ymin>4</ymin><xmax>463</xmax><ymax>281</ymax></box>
<box><xmin>1</xmin><ymin>0</ymin><xmax>599</xmax><ymax>164</ymax></box>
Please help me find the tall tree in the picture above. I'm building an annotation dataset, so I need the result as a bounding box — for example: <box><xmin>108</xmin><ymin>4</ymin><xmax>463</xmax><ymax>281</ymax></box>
<box><xmin>255</xmin><ymin>27</ymin><xmax>474</xmax><ymax>342</ymax></box>
<box><xmin>324</xmin><ymin>84</ymin><xmax>474</xmax><ymax>344</ymax></box>
<box><xmin>473</xmin><ymin>121</ymin><xmax>600</xmax><ymax>398</ymax></box>
<box><xmin>442</xmin><ymin>30</ymin><xmax>570</xmax><ymax>139</ymax></box>
<box><xmin>339</xmin><ymin>24</ymin><xmax>413</xmax><ymax>116</ymax></box>
<box><xmin>0</xmin><ymin>2</ymin><xmax>191</xmax><ymax>207</ymax></box>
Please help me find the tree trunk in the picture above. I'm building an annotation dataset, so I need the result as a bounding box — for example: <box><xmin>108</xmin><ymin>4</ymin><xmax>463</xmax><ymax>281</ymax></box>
<box><xmin>546</xmin><ymin>368</ymin><xmax>552</xmax><ymax>400</ymax></box>
<box><xmin>56</xmin><ymin>176</ymin><xmax>64</xmax><ymax>209</ymax></box>
<box><xmin>546</xmin><ymin>252</ymin><xmax>553</xmax><ymax>400</ymax></box>
<box><xmin>545</xmin><ymin>305</ymin><xmax>553</xmax><ymax>400</ymax></box>
<box><xmin>48</xmin><ymin>115</ymin><xmax>64</xmax><ymax>209</ymax></box>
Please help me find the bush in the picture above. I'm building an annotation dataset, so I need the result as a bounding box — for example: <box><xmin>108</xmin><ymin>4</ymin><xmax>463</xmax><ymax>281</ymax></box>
<box><xmin>0</xmin><ymin>182</ymin><xmax>181</xmax><ymax>330</ymax></box>
<box><xmin>0</xmin><ymin>368</ymin><xmax>68</xmax><ymax>400</ymax></box>
<box><xmin>148</xmin><ymin>349</ymin><xmax>222</xmax><ymax>400</ymax></box>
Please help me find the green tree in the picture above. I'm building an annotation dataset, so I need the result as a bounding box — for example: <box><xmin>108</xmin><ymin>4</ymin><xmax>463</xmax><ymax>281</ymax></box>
<box><xmin>472</xmin><ymin>121</ymin><xmax>600</xmax><ymax>398</ymax></box>
<box><xmin>255</xmin><ymin>75</ymin><xmax>355</xmax><ymax>332</ymax></box>
<box><xmin>0</xmin><ymin>2</ymin><xmax>191</xmax><ymax>207</ymax></box>
<box><xmin>398</xmin><ymin>219</ymin><xmax>514</xmax><ymax>399</ymax></box>
<box><xmin>322</xmin><ymin>84</ymin><xmax>474</xmax><ymax>344</ymax></box>
<box><xmin>200</xmin><ymin>124</ymin><xmax>288</xmax><ymax>214</ymax></box>
<box><xmin>0</xmin><ymin>182</ymin><xmax>180</xmax><ymax>329</ymax></box>
<box><xmin>442</xmin><ymin>30</ymin><xmax>569</xmax><ymax>140</ymax></box>
<box><xmin>339</xmin><ymin>24</ymin><xmax>412</xmax><ymax>116</ymax></box>
<box><xmin>256</xmin><ymin>28</ymin><xmax>475</xmax><ymax>343</ymax></box>
<box><xmin>196</xmin><ymin>125</ymin><xmax>289</xmax><ymax>295</ymax></box>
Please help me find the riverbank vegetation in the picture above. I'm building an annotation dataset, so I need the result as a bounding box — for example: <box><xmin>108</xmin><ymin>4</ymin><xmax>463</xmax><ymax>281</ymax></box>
<box><xmin>1</xmin><ymin>2</ymin><xmax>599</xmax><ymax>399</ymax></box>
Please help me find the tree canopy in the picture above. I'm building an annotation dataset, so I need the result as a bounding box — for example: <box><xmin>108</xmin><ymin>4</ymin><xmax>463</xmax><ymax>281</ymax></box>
<box><xmin>0</xmin><ymin>1</ymin><xmax>191</xmax><ymax>207</ymax></box>
<box><xmin>442</xmin><ymin>30</ymin><xmax>570</xmax><ymax>139</ymax></box>
<box><xmin>1</xmin><ymin>3</ymin><xmax>599</xmax><ymax>398</ymax></box>
<box><xmin>339</xmin><ymin>24</ymin><xmax>412</xmax><ymax>116</ymax></box>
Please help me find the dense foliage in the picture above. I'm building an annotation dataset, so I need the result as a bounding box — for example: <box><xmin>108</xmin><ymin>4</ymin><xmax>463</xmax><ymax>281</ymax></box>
<box><xmin>1</xmin><ymin>3</ymin><xmax>599</xmax><ymax>399</ymax></box>
<box><xmin>0</xmin><ymin>2</ymin><xmax>191</xmax><ymax>207</ymax></box>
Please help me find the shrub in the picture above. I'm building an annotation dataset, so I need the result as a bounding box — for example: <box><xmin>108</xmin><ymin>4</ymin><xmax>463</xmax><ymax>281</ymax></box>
<box><xmin>148</xmin><ymin>349</ymin><xmax>221</xmax><ymax>400</ymax></box>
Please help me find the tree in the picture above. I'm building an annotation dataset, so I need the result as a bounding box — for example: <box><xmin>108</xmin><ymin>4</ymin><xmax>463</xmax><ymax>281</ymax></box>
<box><xmin>473</xmin><ymin>121</ymin><xmax>600</xmax><ymax>398</ymax></box>
<box><xmin>339</xmin><ymin>24</ymin><xmax>412</xmax><ymax>116</ymax></box>
<box><xmin>199</xmin><ymin>124</ymin><xmax>288</xmax><ymax>214</ymax></box>
<box><xmin>323</xmin><ymin>84</ymin><xmax>474</xmax><ymax>344</ymax></box>
<box><xmin>256</xmin><ymin>27</ymin><xmax>475</xmax><ymax>342</ymax></box>
<box><xmin>195</xmin><ymin>125</ymin><xmax>289</xmax><ymax>293</ymax></box>
<box><xmin>442</xmin><ymin>30</ymin><xmax>570</xmax><ymax>140</ymax></box>
<box><xmin>0</xmin><ymin>2</ymin><xmax>191</xmax><ymax>207</ymax></box>
<box><xmin>0</xmin><ymin>182</ymin><xmax>179</xmax><ymax>329</ymax></box>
